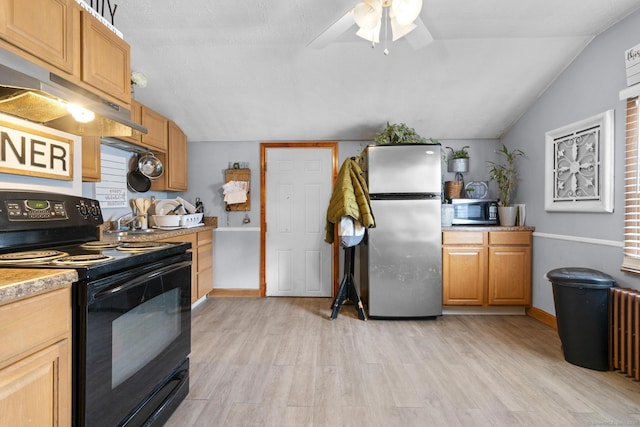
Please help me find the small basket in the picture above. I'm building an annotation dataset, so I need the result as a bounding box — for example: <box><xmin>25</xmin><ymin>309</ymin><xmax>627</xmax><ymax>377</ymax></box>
<box><xmin>445</xmin><ymin>181</ymin><xmax>463</xmax><ymax>199</ymax></box>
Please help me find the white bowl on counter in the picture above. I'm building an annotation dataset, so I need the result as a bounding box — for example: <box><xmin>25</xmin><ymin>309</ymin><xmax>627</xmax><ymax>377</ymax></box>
<box><xmin>152</xmin><ymin>214</ymin><xmax>181</xmax><ymax>228</ymax></box>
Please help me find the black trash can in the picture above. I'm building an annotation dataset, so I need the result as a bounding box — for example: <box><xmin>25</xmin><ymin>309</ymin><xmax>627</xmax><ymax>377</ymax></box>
<box><xmin>546</xmin><ymin>267</ymin><xmax>616</xmax><ymax>371</ymax></box>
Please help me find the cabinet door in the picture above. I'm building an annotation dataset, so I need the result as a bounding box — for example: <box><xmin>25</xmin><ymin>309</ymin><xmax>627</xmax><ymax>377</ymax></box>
<box><xmin>82</xmin><ymin>136</ymin><xmax>101</xmax><ymax>182</ymax></box>
<box><xmin>196</xmin><ymin>231</ymin><xmax>213</xmax><ymax>299</ymax></box>
<box><xmin>0</xmin><ymin>0</ymin><xmax>73</xmax><ymax>73</ymax></box>
<box><xmin>0</xmin><ymin>339</ymin><xmax>71</xmax><ymax>426</ymax></box>
<box><xmin>80</xmin><ymin>11</ymin><xmax>130</xmax><ymax>104</ymax></box>
<box><xmin>141</xmin><ymin>106</ymin><xmax>168</xmax><ymax>152</ymax></box>
<box><xmin>118</xmin><ymin>99</ymin><xmax>143</xmax><ymax>145</ymax></box>
<box><xmin>442</xmin><ymin>246</ymin><xmax>486</xmax><ymax>305</ymax></box>
<box><xmin>160</xmin><ymin>234</ymin><xmax>198</xmax><ymax>303</ymax></box>
<box><xmin>488</xmin><ymin>245</ymin><xmax>531</xmax><ymax>305</ymax></box>
<box><xmin>166</xmin><ymin>120</ymin><xmax>188</xmax><ymax>191</ymax></box>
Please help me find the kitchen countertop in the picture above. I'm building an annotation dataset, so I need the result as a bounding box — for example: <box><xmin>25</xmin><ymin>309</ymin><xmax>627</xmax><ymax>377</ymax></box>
<box><xmin>97</xmin><ymin>216</ymin><xmax>218</xmax><ymax>242</ymax></box>
<box><xmin>0</xmin><ymin>269</ymin><xmax>77</xmax><ymax>306</ymax></box>
<box><xmin>442</xmin><ymin>225</ymin><xmax>535</xmax><ymax>232</ymax></box>
<box><xmin>98</xmin><ymin>224</ymin><xmax>218</xmax><ymax>243</ymax></box>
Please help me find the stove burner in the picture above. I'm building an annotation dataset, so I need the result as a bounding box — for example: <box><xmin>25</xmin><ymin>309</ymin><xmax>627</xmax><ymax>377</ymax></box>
<box><xmin>81</xmin><ymin>241</ymin><xmax>119</xmax><ymax>250</ymax></box>
<box><xmin>116</xmin><ymin>242</ymin><xmax>171</xmax><ymax>252</ymax></box>
<box><xmin>51</xmin><ymin>254</ymin><xmax>115</xmax><ymax>265</ymax></box>
<box><xmin>0</xmin><ymin>250</ymin><xmax>68</xmax><ymax>263</ymax></box>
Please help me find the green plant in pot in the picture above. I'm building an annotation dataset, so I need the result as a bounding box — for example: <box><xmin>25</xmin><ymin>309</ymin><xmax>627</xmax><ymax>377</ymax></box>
<box><xmin>487</xmin><ymin>144</ymin><xmax>525</xmax><ymax>226</ymax></box>
<box><xmin>374</xmin><ymin>122</ymin><xmax>436</xmax><ymax>145</ymax></box>
<box><xmin>446</xmin><ymin>145</ymin><xmax>470</xmax><ymax>176</ymax></box>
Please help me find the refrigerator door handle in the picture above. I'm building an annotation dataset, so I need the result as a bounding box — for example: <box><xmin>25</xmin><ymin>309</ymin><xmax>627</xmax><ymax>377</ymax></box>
<box><xmin>370</xmin><ymin>193</ymin><xmax>442</xmax><ymax>200</ymax></box>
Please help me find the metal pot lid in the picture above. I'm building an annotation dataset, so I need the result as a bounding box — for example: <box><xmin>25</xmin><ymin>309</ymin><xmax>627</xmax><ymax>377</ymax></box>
<box><xmin>138</xmin><ymin>152</ymin><xmax>164</xmax><ymax>179</ymax></box>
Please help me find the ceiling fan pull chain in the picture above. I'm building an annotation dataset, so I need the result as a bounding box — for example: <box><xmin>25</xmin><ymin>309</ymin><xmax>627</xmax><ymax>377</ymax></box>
<box><xmin>384</xmin><ymin>5</ymin><xmax>390</xmax><ymax>55</ymax></box>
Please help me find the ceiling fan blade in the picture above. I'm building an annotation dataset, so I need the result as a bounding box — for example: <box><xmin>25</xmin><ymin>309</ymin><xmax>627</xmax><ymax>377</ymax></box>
<box><xmin>308</xmin><ymin>9</ymin><xmax>355</xmax><ymax>49</ymax></box>
<box><xmin>405</xmin><ymin>16</ymin><xmax>434</xmax><ymax>50</ymax></box>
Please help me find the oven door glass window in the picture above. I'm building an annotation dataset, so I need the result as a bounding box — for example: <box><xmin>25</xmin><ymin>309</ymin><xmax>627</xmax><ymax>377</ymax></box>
<box><xmin>81</xmin><ymin>257</ymin><xmax>191</xmax><ymax>427</ymax></box>
<box><xmin>112</xmin><ymin>287</ymin><xmax>181</xmax><ymax>388</ymax></box>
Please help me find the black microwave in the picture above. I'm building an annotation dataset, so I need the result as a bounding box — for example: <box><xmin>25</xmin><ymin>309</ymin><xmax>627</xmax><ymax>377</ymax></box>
<box><xmin>451</xmin><ymin>199</ymin><xmax>499</xmax><ymax>225</ymax></box>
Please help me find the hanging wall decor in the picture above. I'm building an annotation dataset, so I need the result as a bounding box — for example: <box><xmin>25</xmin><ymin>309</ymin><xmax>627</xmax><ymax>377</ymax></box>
<box><xmin>544</xmin><ymin>109</ymin><xmax>614</xmax><ymax>212</ymax></box>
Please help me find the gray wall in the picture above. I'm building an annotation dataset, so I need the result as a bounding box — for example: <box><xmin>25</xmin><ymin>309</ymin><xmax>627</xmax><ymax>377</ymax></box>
<box><xmin>183</xmin><ymin>138</ymin><xmax>504</xmax><ymax>291</ymax></box>
<box><xmin>501</xmin><ymin>9</ymin><xmax>640</xmax><ymax>314</ymax></box>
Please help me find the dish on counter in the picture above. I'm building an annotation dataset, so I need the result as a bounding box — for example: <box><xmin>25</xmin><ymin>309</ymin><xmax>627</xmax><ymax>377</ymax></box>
<box><xmin>176</xmin><ymin>197</ymin><xmax>197</xmax><ymax>214</ymax></box>
<box><xmin>155</xmin><ymin>199</ymin><xmax>186</xmax><ymax>216</ymax></box>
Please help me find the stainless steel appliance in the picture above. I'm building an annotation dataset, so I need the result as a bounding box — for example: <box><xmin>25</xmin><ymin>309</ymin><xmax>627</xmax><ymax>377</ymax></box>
<box><xmin>451</xmin><ymin>198</ymin><xmax>499</xmax><ymax>225</ymax></box>
<box><xmin>360</xmin><ymin>144</ymin><xmax>443</xmax><ymax>318</ymax></box>
<box><xmin>0</xmin><ymin>48</ymin><xmax>146</xmax><ymax>137</ymax></box>
<box><xmin>0</xmin><ymin>190</ymin><xmax>191</xmax><ymax>427</ymax></box>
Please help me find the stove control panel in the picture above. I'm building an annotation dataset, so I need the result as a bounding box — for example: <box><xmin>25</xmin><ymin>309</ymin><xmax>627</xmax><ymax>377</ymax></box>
<box><xmin>2</xmin><ymin>197</ymin><xmax>102</xmax><ymax>223</ymax></box>
<box><xmin>5</xmin><ymin>199</ymin><xmax>69</xmax><ymax>220</ymax></box>
<box><xmin>0</xmin><ymin>191</ymin><xmax>103</xmax><ymax>234</ymax></box>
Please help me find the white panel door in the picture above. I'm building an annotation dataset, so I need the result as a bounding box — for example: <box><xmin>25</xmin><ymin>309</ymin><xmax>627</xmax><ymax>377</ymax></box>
<box><xmin>266</xmin><ymin>148</ymin><xmax>333</xmax><ymax>296</ymax></box>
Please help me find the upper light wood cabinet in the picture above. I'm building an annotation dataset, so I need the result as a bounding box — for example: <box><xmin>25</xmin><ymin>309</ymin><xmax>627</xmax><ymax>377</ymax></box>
<box><xmin>0</xmin><ymin>0</ymin><xmax>131</xmax><ymax>107</ymax></box>
<box><xmin>166</xmin><ymin>120</ymin><xmax>188</xmax><ymax>190</ymax></box>
<box><xmin>442</xmin><ymin>230</ymin><xmax>532</xmax><ymax>307</ymax></box>
<box><xmin>151</xmin><ymin>120</ymin><xmax>187</xmax><ymax>192</ymax></box>
<box><xmin>116</xmin><ymin>99</ymin><xmax>143</xmax><ymax>145</ymax></box>
<box><xmin>0</xmin><ymin>285</ymin><xmax>72</xmax><ymax>426</ymax></box>
<box><xmin>80</xmin><ymin>10</ymin><xmax>131</xmax><ymax>104</ymax></box>
<box><xmin>141</xmin><ymin>105</ymin><xmax>168</xmax><ymax>152</ymax></box>
<box><xmin>82</xmin><ymin>136</ymin><xmax>101</xmax><ymax>182</ymax></box>
<box><xmin>0</xmin><ymin>0</ymin><xmax>74</xmax><ymax>73</ymax></box>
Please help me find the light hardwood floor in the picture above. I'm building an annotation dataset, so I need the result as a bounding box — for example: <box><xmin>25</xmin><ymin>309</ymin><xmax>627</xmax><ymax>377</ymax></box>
<box><xmin>165</xmin><ymin>298</ymin><xmax>640</xmax><ymax>426</ymax></box>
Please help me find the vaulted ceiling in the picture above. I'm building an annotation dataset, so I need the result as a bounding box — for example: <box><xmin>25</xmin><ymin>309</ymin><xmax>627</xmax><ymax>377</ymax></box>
<box><xmin>113</xmin><ymin>0</ymin><xmax>640</xmax><ymax>142</ymax></box>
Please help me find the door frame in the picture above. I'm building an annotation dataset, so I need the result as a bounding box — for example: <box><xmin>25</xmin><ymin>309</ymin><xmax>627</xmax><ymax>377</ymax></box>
<box><xmin>260</xmin><ymin>142</ymin><xmax>339</xmax><ymax>297</ymax></box>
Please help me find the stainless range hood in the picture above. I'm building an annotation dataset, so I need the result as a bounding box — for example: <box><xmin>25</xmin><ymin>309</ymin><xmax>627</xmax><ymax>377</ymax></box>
<box><xmin>0</xmin><ymin>49</ymin><xmax>147</xmax><ymax>137</ymax></box>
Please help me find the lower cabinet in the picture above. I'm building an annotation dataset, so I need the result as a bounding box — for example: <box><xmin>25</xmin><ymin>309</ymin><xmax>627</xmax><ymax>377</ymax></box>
<box><xmin>442</xmin><ymin>230</ymin><xmax>532</xmax><ymax>306</ymax></box>
<box><xmin>0</xmin><ymin>285</ymin><xmax>72</xmax><ymax>426</ymax></box>
<box><xmin>196</xmin><ymin>230</ymin><xmax>213</xmax><ymax>300</ymax></box>
<box><xmin>161</xmin><ymin>230</ymin><xmax>213</xmax><ymax>303</ymax></box>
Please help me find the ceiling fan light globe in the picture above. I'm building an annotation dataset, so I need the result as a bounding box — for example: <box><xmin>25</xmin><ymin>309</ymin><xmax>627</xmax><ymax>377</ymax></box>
<box><xmin>390</xmin><ymin>17</ymin><xmax>416</xmax><ymax>41</ymax></box>
<box><xmin>391</xmin><ymin>0</ymin><xmax>422</xmax><ymax>25</ymax></box>
<box><xmin>354</xmin><ymin>0</ymin><xmax>382</xmax><ymax>30</ymax></box>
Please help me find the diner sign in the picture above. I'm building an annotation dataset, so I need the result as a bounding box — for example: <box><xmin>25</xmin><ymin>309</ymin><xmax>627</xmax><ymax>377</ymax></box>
<box><xmin>0</xmin><ymin>121</ymin><xmax>73</xmax><ymax>181</ymax></box>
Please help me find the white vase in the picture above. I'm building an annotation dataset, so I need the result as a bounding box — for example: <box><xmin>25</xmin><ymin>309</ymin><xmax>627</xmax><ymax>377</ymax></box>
<box><xmin>498</xmin><ymin>206</ymin><xmax>518</xmax><ymax>226</ymax></box>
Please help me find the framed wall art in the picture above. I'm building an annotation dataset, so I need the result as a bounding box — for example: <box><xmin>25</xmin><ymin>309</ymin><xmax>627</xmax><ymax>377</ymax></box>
<box><xmin>544</xmin><ymin>109</ymin><xmax>614</xmax><ymax>212</ymax></box>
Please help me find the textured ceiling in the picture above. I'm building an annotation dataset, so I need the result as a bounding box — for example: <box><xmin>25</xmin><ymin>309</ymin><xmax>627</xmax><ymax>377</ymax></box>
<box><xmin>112</xmin><ymin>0</ymin><xmax>640</xmax><ymax>142</ymax></box>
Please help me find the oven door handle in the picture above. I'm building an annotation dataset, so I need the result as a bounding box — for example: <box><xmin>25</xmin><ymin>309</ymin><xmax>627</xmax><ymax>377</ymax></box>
<box><xmin>93</xmin><ymin>260</ymin><xmax>191</xmax><ymax>300</ymax></box>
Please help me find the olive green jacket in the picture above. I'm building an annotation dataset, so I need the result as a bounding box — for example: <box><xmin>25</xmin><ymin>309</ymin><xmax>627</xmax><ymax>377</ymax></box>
<box><xmin>325</xmin><ymin>158</ymin><xmax>375</xmax><ymax>244</ymax></box>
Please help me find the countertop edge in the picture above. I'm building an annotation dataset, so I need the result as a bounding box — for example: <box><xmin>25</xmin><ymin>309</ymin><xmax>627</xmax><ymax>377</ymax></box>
<box><xmin>98</xmin><ymin>224</ymin><xmax>217</xmax><ymax>243</ymax></box>
<box><xmin>442</xmin><ymin>226</ymin><xmax>535</xmax><ymax>232</ymax></box>
<box><xmin>0</xmin><ymin>269</ymin><xmax>77</xmax><ymax>306</ymax></box>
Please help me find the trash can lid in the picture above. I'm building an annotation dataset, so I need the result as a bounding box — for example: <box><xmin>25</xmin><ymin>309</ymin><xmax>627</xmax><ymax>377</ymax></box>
<box><xmin>546</xmin><ymin>267</ymin><xmax>616</xmax><ymax>288</ymax></box>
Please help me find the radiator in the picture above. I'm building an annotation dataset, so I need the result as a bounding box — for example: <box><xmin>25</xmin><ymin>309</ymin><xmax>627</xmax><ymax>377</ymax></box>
<box><xmin>611</xmin><ymin>287</ymin><xmax>640</xmax><ymax>378</ymax></box>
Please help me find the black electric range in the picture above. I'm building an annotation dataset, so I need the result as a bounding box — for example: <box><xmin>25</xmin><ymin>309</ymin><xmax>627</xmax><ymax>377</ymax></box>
<box><xmin>0</xmin><ymin>190</ymin><xmax>192</xmax><ymax>427</ymax></box>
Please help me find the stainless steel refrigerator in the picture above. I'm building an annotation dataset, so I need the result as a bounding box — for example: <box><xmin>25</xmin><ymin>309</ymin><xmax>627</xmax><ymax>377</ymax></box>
<box><xmin>360</xmin><ymin>143</ymin><xmax>442</xmax><ymax>318</ymax></box>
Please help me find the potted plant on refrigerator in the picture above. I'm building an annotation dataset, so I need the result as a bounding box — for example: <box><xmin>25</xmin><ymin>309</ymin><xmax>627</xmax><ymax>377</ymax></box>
<box><xmin>487</xmin><ymin>144</ymin><xmax>525</xmax><ymax>226</ymax></box>
<box><xmin>374</xmin><ymin>122</ymin><xmax>436</xmax><ymax>145</ymax></box>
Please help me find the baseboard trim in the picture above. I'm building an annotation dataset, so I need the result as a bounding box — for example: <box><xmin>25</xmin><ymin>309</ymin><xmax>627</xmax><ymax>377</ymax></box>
<box><xmin>443</xmin><ymin>306</ymin><xmax>526</xmax><ymax>315</ymax></box>
<box><xmin>208</xmin><ymin>288</ymin><xmax>261</xmax><ymax>298</ymax></box>
<box><xmin>526</xmin><ymin>306</ymin><xmax>557</xmax><ymax>329</ymax></box>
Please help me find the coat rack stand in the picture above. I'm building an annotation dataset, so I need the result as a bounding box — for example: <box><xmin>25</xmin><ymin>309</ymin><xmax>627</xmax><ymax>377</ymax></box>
<box><xmin>330</xmin><ymin>245</ymin><xmax>367</xmax><ymax>321</ymax></box>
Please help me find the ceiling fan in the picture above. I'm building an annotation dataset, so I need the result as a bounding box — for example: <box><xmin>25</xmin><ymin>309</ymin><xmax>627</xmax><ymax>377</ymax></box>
<box><xmin>308</xmin><ymin>0</ymin><xmax>434</xmax><ymax>52</ymax></box>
